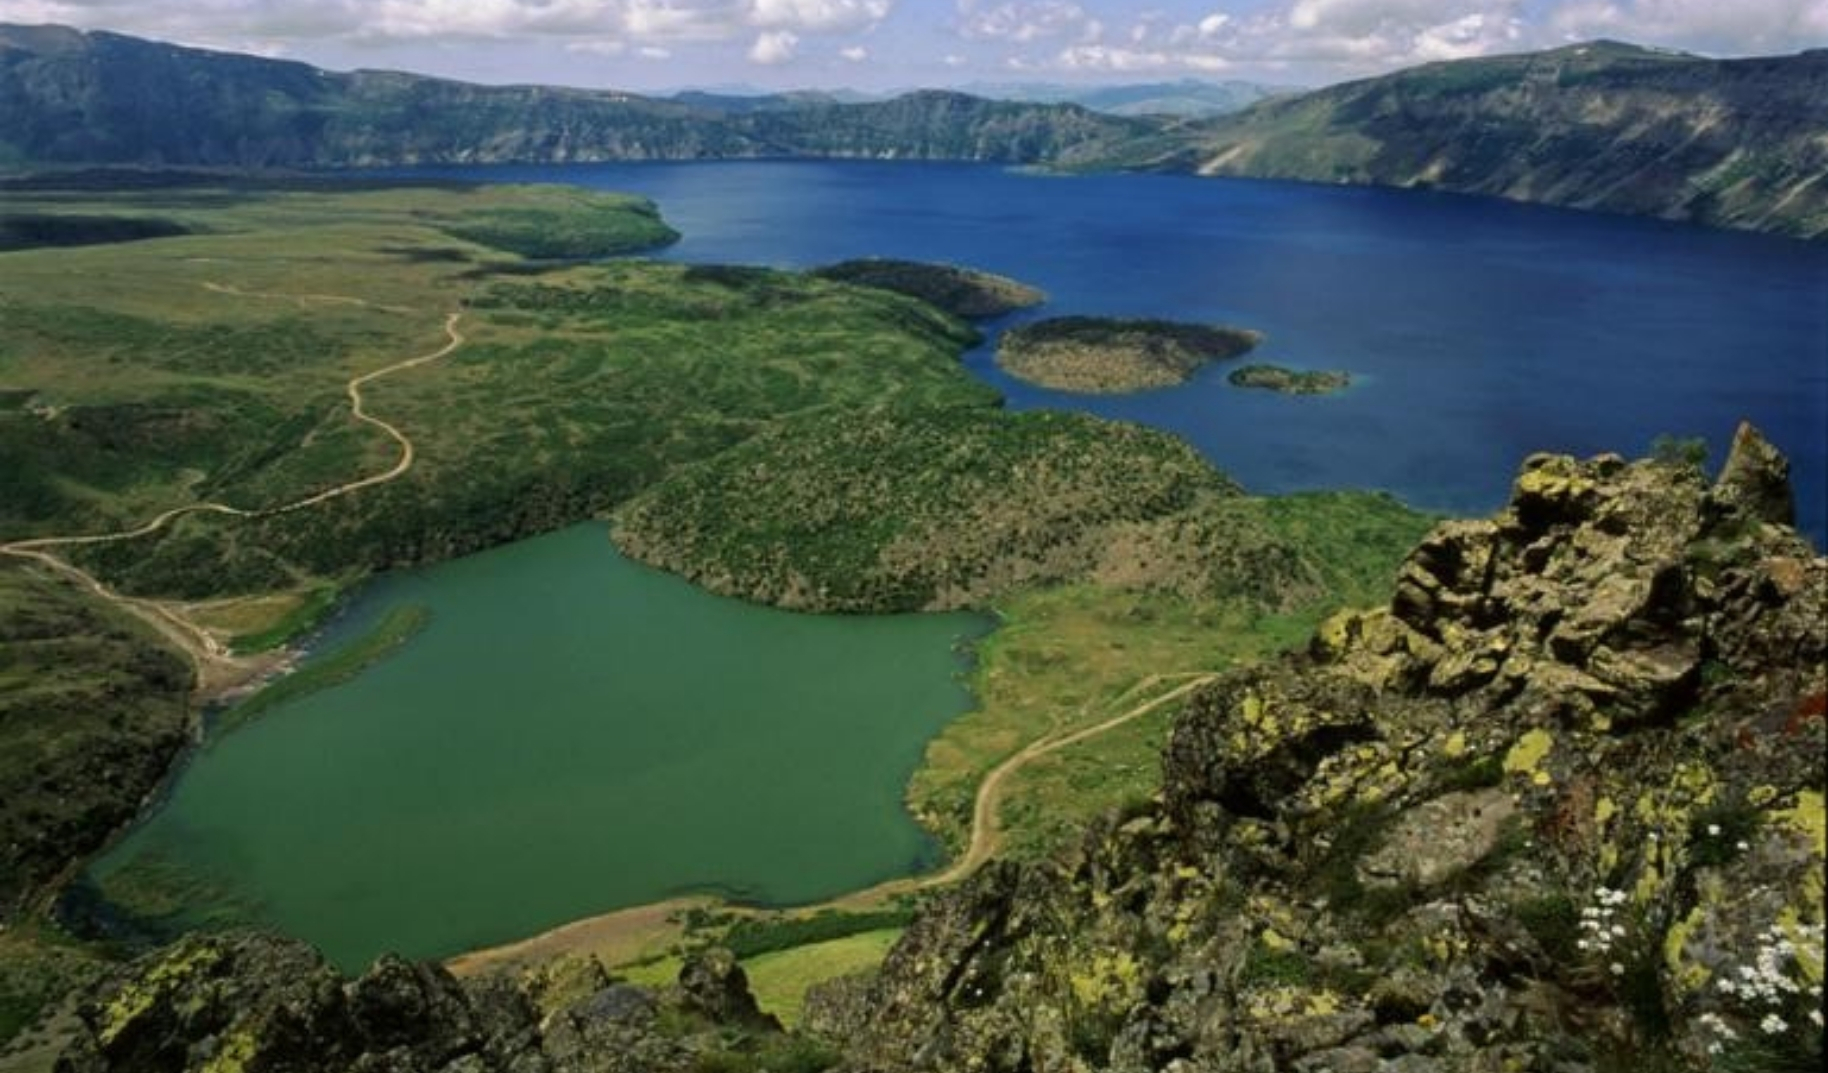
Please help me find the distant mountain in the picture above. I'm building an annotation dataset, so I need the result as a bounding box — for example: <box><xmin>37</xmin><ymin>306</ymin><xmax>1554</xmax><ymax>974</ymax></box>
<box><xmin>0</xmin><ymin>24</ymin><xmax>1150</xmax><ymax>168</ymax></box>
<box><xmin>1135</xmin><ymin>40</ymin><xmax>1828</xmax><ymax>239</ymax></box>
<box><xmin>4</xmin><ymin>26</ymin><xmax>1822</xmax><ymax>238</ymax></box>
<box><xmin>962</xmin><ymin>78</ymin><xmax>1293</xmax><ymax>117</ymax></box>
<box><xmin>668</xmin><ymin>88</ymin><xmax>884</xmax><ymax>112</ymax></box>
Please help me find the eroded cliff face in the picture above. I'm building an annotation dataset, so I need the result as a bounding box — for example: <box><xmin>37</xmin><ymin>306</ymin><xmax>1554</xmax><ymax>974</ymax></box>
<box><xmin>49</xmin><ymin>428</ymin><xmax>1826</xmax><ymax>1073</ymax></box>
<box><xmin>1172</xmin><ymin>43</ymin><xmax>1828</xmax><ymax>240</ymax></box>
<box><xmin>817</xmin><ymin>423</ymin><xmax>1825</xmax><ymax>1072</ymax></box>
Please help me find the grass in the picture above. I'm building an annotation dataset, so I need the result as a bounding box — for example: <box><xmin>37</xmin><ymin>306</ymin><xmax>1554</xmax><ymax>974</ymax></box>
<box><xmin>741</xmin><ymin>930</ymin><xmax>904</xmax><ymax>1027</ymax></box>
<box><xmin>213</xmin><ymin>604</ymin><xmax>430</xmax><ymax>735</ymax></box>
<box><xmin>907</xmin><ymin>490</ymin><xmax>1431</xmax><ymax>862</ymax></box>
<box><xmin>0</xmin><ymin>925</ymin><xmax>105</xmax><ymax>1054</ymax></box>
<box><xmin>209</xmin><ymin>585</ymin><xmax>342</xmax><ymax>654</ymax></box>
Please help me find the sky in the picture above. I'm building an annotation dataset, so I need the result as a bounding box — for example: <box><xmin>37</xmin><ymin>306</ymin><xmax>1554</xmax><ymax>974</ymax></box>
<box><xmin>4</xmin><ymin>0</ymin><xmax>1826</xmax><ymax>92</ymax></box>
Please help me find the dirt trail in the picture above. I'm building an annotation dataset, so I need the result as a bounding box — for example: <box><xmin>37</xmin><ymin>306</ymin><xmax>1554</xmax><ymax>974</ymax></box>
<box><xmin>858</xmin><ymin>671</ymin><xmax>1217</xmax><ymax>896</ymax></box>
<box><xmin>448</xmin><ymin>671</ymin><xmax>1219</xmax><ymax>977</ymax></box>
<box><xmin>0</xmin><ymin>293</ymin><xmax>465</xmax><ymax>695</ymax></box>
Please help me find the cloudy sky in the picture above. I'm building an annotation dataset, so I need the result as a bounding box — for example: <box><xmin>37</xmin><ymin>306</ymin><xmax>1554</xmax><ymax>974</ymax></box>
<box><xmin>6</xmin><ymin>0</ymin><xmax>1826</xmax><ymax>91</ymax></box>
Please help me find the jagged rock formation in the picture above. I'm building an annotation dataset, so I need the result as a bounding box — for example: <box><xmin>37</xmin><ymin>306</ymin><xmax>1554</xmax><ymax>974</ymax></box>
<box><xmin>1151</xmin><ymin>41</ymin><xmax>1828</xmax><ymax>240</ymax></box>
<box><xmin>812</xmin><ymin>423</ymin><xmax>1826</xmax><ymax>1071</ymax></box>
<box><xmin>52</xmin><ymin>934</ymin><xmax>811</xmax><ymax>1073</ymax></box>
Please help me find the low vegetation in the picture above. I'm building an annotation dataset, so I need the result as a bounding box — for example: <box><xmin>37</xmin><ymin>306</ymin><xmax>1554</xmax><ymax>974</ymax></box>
<box><xmin>913</xmin><ymin>490</ymin><xmax>1433</xmax><ymax>860</ymax></box>
<box><xmin>212</xmin><ymin>604</ymin><xmax>430</xmax><ymax>736</ymax></box>
<box><xmin>613</xmin><ymin>407</ymin><xmax>1252</xmax><ymax>612</ymax></box>
<box><xmin>811</xmin><ymin>259</ymin><xmax>1045</xmax><ymax>319</ymax></box>
<box><xmin>1227</xmin><ymin>363</ymin><xmax>1352</xmax><ymax>395</ymax></box>
<box><xmin>997</xmin><ymin>315</ymin><xmax>1261</xmax><ymax>393</ymax></box>
<box><xmin>0</xmin><ymin>563</ymin><xmax>192</xmax><ymax>921</ymax></box>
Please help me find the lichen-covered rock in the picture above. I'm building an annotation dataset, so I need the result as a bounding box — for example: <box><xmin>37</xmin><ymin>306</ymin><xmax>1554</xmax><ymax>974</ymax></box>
<box><xmin>676</xmin><ymin>948</ymin><xmax>778</xmax><ymax>1031</ymax></box>
<box><xmin>54</xmin><ymin>933</ymin><xmax>794</xmax><ymax>1073</ymax></box>
<box><xmin>830</xmin><ymin>431</ymin><xmax>1826</xmax><ymax>1072</ymax></box>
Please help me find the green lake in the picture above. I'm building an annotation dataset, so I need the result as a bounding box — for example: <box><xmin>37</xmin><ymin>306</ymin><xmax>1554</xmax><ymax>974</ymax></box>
<box><xmin>88</xmin><ymin>523</ymin><xmax>986</xmax><ymax>971</ymax></box>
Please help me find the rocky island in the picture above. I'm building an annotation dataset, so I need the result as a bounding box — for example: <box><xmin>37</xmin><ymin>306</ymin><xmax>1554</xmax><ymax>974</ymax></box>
<box><xmin>1228</xmin><ymin>363</ymin><xmax>1352</xmax><ymax>395</ymax></box>
<box><xmin>811</xmin><ymin>259</ymin><xmax>1045</xmax><ymax>319</ymax></box>
<box><xmin>996</xmin><ymin>316</ymin><xmax>1261</xmax><ymax>393</ymax></box>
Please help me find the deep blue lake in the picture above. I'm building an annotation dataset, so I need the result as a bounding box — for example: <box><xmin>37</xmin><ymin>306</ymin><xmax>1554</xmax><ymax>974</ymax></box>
<box><xmin>400</xmin><ymin>161</ymin><xmax>1828</xmax><ymax>545</ymax></box>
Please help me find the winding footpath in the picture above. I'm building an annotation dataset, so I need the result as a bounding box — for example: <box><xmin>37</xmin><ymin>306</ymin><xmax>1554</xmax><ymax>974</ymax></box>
<box><xmin>915</xmin><ymin>670</ymin><xmax>1218</xmax><ymax>888</ymax></box>
<box><xmin>447</xmin><ymin>669</ymin><xmax>1219</xmax><ymax>976</ymax></box>
<box><xmin>0</xmin><ymin>290</ymin><xmax>465</xmax><ymax>695</ymax></box>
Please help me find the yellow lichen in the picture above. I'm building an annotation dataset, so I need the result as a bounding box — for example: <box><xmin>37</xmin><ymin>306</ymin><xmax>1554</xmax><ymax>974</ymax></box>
<box><xmin>1595</xmin><ymin>796</ymin><xmax>1617</xmax><ymax>826</ymax></box>
<box><xmin>1261</xmin><ymin>928</ymin><xmax>1294</xmax><ymax>952</ymax></box>
<box><xmin>1069</xmin><ymin>951</ymin><xmax>1143</xmax><ymax>1009</ymax></box>
<box><xmin>1663</xmin><ymin>905</ymin><xmax>1710</xmax><ymax>998</ymax></box>
<box><xmin>1245</xmin><ymin>986</ymin><xmax>1344</xmax><ymax>1023</ymax></box>
<box><xmin>200</xmin><ymin>1028</ymin><xmax>259</xmax><ymax>1073</ymax></box>
<box><xmin>1441</xmin><ymin>731</ymin><xmax>1467</xmax><ymax>759</ymax></box>
<box><xmin>1774</xmin><ymin>790</ymin><xmax>1825</xmax><ymax>859</ymax></box>
<box><xmin>98</xmin><ymin>942</ymin><xmax>225</xmax><ymax>1048</ymax></box>
<box><xmin>1502</xmin><ymin>729</ymin><xmax>1555</xmax><ymax>780</ymax></box>
<box><xmin>1777</xmin><ymin>907</ymin><xmax>1825</xmax><ymax>986</ymax></box>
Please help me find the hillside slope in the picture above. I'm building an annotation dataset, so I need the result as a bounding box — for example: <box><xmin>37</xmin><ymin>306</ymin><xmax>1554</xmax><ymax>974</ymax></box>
<box><xmin>0</xmin><ymin>24</ymin><xmax>1148</xmax><ymax>168</ymax></box>
<box><xmin>1150</xmin><ymin>41</ymin><xmax>1828</xmax><ymax>238</ymax></box>
<box><xmin>45</xmin><ymin>428</ymin><xmax>1826</xmax><ymax>1072</ymax></box>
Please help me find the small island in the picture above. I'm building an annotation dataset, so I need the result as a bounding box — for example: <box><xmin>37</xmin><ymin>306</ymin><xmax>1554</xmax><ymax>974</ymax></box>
<box><xmin>812</xmin><ymin>258</ymin><xmax>1046</xmax><ymax>319</ymax></box>
<box><xmin>1227</xmin><ymin>363</ymin><xmax>1352</xmax><ymax>395</ymax></box>
<box><xmin>996</xmin><ymin>316</ymin><xmax>1261</xmax><ymax>394</ymax></box>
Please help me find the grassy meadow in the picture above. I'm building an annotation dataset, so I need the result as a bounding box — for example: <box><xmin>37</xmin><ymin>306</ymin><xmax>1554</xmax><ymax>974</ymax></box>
<box><xmin>0</xmin><ymin>176</ymin><xmax>1440</xmax><ymax>1045</ymax></box>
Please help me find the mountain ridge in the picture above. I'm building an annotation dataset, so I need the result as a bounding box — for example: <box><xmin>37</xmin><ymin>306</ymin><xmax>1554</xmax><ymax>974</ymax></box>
<box><xmin>0</xmin><ymin>23</ymin><xmax>1150</xmax><ymax>169</ymax></box>
<box><xmin>3</xmin><ymin>23</ymin><xmax>1825</xmax><ymax>236</ymax></box>
<box><xmin>1140</xmin><ymin>39</ymin><xmax>1828</xmax><ymax>238</ymax></box>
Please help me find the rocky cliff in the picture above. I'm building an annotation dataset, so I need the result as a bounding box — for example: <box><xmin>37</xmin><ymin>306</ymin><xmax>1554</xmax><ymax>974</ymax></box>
<box><xmin>813</xmin><ymin>423</ymin><xmax>1825</xmax><ymax>1071</ymax></box>
<box><xmin>45</xmin><ymin>427</ymin><xmax>1826</xmax><ymax>1072</ymax></box>
<box><xmin>1154</xmin><ymin>41</ymin><xmax>1828</xmax><ymax>240</ymax></box>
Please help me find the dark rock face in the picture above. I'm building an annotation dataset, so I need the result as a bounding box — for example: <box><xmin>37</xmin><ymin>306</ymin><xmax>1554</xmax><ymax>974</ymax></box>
<box><xmin>54</xmin><ymin>938</ymin><xmax>781</xmax><ymax>1073</ymax></box>
<box><xmin>817</xmin><ymin>430</ymin><xmax>1826</xmax><ymax>1072</ymax></box>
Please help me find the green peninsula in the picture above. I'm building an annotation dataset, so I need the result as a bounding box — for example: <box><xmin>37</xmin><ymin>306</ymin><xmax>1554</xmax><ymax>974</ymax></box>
<box><xmin>997</xmin><ymin>315</ymin><xmax>1261</xmax><ymax>393</ymax></box>
<box><xmin>812</xmin><ymin>259</ymin><xmax>1045</xmax><ymax>319</ymax></box>
<box><xmin>1228</xmin><ymin>363</ymin><xmax>1352</xmax><ymax>395</ymax></box>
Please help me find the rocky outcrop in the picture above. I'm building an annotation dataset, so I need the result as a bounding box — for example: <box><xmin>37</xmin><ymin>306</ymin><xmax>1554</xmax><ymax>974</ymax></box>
<box><xmin>816</xmin><ymin>423</ymin><xmax>1825</xmax><ymax>1071</ymax></box>
<box><xmin>54</xmin><ymin>935</ymin><xmax>794</xmax><ymax>1072</ymax></box>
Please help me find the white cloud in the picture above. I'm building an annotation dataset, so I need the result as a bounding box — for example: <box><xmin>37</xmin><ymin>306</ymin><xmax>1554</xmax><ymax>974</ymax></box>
<box><xmin>955</xmin><ymin>0</ymin><xmax>1095</xmax><ymax>43</ymax></box>
<box><xmin>748</xmin><ymin>27</ymin><xmax>798</xmax><ymax>62</ymax></box>
<box><xmin>840</xmin><ymin>43</ymin><xmax>869</xmax><ymax>60</ymax></box>
<box><xmin>1057</xmin><ymin>43</ymin><xmax>1232</xmax><ymax>72</ymax></box>
<box><xmin>1548</xmin><ymin>0</ymin><xmax>1828</xmax><ymax>55</ymax></box>
<box><xmin>639</xmin><ymin>44</ymin><xmax>672</xmax><ymax>57</ymax></box>
<box><xmin>751</xmin><ymin>0</ymin><xmax>890</xmax><ymax>31</ymax></box>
